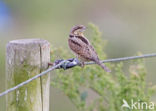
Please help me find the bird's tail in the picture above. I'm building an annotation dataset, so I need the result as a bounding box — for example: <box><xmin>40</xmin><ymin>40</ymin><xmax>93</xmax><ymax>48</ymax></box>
<box><xmin>95</xmin><ymin>60</ymin><xmax>111</xmax><ymax>72</ymax></box>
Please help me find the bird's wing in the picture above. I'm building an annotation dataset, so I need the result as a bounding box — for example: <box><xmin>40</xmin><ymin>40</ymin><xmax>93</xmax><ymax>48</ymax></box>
<box><xmin>68</xmin><ymin>35</ymin><xmax>99</xmax><ymax>61</ymax></box>
<box><xmin>77</xmin><ymin>35</ymin><xmax>99</xmax><ymax>61</ymax></box>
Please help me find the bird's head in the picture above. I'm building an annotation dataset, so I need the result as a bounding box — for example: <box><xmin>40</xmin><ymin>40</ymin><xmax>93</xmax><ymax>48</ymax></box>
<box><xmin>70</xmin><ymin>25</ymin><xmax>86</xmax><ymax>36</ymax></box>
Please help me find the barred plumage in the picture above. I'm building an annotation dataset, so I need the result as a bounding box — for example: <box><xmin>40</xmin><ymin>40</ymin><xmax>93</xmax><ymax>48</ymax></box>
<box><xmin>68</xmin><ymin>25</ymin><xmax>111</xmax><ymax>72</ymax></box>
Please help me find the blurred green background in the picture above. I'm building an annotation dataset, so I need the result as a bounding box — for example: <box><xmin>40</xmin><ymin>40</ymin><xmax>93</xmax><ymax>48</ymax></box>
<box><xmin>0</xmin><ymin>0</ymin><xmax>156</xmax><ymax>111</ymax></box>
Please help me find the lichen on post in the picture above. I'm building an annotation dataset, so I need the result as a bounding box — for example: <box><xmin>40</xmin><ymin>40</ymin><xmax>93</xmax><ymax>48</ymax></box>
<box><xmin>6</xmin><ymin>39</ymin><xmax>50</xmax><ymax>111</ymax></box>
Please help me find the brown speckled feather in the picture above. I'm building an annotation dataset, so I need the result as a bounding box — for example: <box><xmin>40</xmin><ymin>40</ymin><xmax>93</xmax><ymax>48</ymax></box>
<box><xmin>68</xmin><ymin>35</ymin><xmax>98</xmax><ymax>62</ymax></box>
<box><xmin>68</xmin><ymin>25</ymin><xmax>111</xmax><ymax>72</ymax></box>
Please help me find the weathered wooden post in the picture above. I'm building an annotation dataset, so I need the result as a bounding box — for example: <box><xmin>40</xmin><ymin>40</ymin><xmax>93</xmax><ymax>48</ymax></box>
<box><xmin>6</xmin><ymin>39</ymin><xmax>50</xmax><ymax>111</ymax></box>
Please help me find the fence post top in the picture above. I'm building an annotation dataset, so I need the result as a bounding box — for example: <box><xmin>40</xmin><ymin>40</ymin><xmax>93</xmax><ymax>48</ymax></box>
<box><xmin>8</xmin><ymin>38</ymin><xmax>49</xmax><ymax>45</ymax></box>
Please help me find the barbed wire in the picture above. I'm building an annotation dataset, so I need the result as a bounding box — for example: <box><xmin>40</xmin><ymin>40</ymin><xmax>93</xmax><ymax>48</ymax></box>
<box><xmin>0</xmin><ymin>53</ymin><xmax>156</xmax><ymax>97</ymax></box>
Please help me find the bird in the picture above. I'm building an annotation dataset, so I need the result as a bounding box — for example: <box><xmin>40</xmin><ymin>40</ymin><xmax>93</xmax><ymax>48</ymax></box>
<box><xmin>68</xmin><ymin>25</ymin><xmax>111</xmax><ymax>72</ymax></box>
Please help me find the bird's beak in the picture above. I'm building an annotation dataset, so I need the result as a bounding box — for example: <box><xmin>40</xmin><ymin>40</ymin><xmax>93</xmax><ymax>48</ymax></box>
<box><xmin>81</xmin><ymin>27</ymin><xmax>86</xmax><ymax>32</ymax></box>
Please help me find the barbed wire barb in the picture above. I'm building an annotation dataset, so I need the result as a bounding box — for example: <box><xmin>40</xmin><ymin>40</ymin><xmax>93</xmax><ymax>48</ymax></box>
<box><xmin>0</xmin><ymin>53</ymin><xmax>156</xmax><ymax>97</ymax></box>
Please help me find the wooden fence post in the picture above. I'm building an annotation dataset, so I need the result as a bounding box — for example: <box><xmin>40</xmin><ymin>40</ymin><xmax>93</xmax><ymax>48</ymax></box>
<box><xmin>6</xmin><ymin>39</ymin><xmax>50</xmax><ymax>111</ymax></box>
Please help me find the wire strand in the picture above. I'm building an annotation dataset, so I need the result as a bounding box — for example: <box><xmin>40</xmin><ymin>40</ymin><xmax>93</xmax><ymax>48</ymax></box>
<box><xmin>0</xmin><ymin>53</ymin><xmax>156</xmax><ymax>97</ymax></box>
<box><xmin>85</xmin><ymin>53</ymin><xmax>156</xmax><ymax>65</ymax></box>
<box><xmin>0</xmin><ymin>61</ymin><xmax>66</xmax><ymax>97</ymax></box>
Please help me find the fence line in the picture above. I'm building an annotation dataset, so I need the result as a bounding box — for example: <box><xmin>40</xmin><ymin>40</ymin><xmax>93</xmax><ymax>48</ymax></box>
<box><xmin>1</xmin><ymin>53</ymin><xmax>156</xmax><ymax>97</ymax></box>
<box><xmin>0</xmin><ymin>61</ymin><xmax>66</xmax><ymax>97</ymax></box>
<box><xmin>86</xmin><ymin>53</ymin><xmax>156</xmax><ymax>65</ymax></box>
